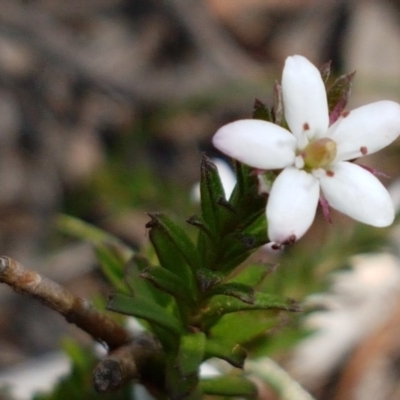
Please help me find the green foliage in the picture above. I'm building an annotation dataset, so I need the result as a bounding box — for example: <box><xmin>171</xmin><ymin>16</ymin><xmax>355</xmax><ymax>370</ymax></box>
<box><xmin>50</xmin><ymin>147</ymin><xmax>397</xmax><ymax>400</ymax></box>
<box><xmin>98</xmin><ymin>155</ymin><xmax>300</xmax><ymax>398</ymax></box>
<box><xmin>57</xmin><ymin>148</ymin><xmax>304</xmax><ymax>399</ymax></box>
<box><xmin>201</xmin><ymin>376</ymin><xmax>258</xmax><ymax>398</ymax></box>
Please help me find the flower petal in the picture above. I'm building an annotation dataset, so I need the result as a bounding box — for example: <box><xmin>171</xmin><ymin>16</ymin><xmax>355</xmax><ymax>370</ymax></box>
<box><xmin>327</xmin><ymin>101</ymin><xmax>400</xmax><ymax>161</ymax></box>
<box><xmin>282</xmin><ymin>55</ymin><xmax>329</xmax><ymax>142</ymax></box>
<box><xmin>212</xmin><ymin>119</ymin><xmax>296</xmax><ymax>169</ymax></box>
<box><xmin>267</xmin><ymin>167</ymin><xmax>320</xmax><ymax>244</ymax></box>
<box><xmin>319</xmin><ymin>161</ymin><xmax>394</xmax><ymax>226</ymax></box>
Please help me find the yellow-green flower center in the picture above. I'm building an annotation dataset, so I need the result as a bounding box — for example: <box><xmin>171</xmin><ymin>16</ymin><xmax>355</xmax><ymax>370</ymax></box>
<box><xmin>301</xmin><ymin>138</ymin><xmax>337</xmax><ymax>169</ymax></box>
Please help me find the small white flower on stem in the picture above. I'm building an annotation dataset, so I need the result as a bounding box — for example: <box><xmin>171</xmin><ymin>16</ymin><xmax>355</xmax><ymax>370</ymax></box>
<box><xmin>213</xmin><ymin>55</ymin><xmax>400</xmax><ymax>248</ymax></box>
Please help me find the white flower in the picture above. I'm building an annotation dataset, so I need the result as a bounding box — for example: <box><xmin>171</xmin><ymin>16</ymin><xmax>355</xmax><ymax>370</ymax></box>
<box><xmin>212</xmin><ymin>55</ymin><xmax>400</xmax><ymax>247</ymax></box>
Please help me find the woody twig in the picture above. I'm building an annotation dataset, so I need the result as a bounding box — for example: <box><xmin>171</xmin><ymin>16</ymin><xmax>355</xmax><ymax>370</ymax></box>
<box><xmin>0</xmin><ymin>256</ymin><xmax>167</xmax><ymax>394</ymax></box>
<box><xmin>0</xmin><ymin>256</ymin><xmax>130</xmax><ymax>350</ymax></box>
<box><xmin>93</xmin><ymin>336</ymin><xmax>165</xmax><ymax>395</ymax></box>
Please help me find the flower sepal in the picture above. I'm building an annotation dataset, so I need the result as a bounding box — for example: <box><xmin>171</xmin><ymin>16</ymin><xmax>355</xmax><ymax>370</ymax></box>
<box><xmin>327</xmin><ymin>70</ymin><xmax>356</xmax><ymax>124</ymax></box>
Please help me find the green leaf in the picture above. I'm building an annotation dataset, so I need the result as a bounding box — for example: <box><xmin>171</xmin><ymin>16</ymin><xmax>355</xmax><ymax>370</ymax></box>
<box><xmin>252</xmin><ymin>98</ymin><xmax>273</xmax><ymax>122</ymax></box>
<box><xmin>108</xmin><ymin>293</ymin><xmax>184</xmax><ymax>335</ymax></box>
<box><xmin>56</xmin><ymin>214</ymin><xmax>133</xmax><ymax>260</ymax></box>
<box><xmin>200</xmin><ymin>154</ymin><xmax>233</xmax><ymax>235</ymax></box>
<box><xmin>176</xmin><ymin>332</ymin><xmax>206</xmax><ymax>377</ymax></box>
<box><xmin>221</xmin><ymin>230</ymin><xmax>268</xmax><ymax>266</ymax></box>
<box><xmin>205</xmin><ymin>292</ymin><xmax>300</xmax><ymax>319</ymax></box>
<box><xmin>215</xmin><ymin>223</ymin><xmax>268</xmax><ymax>274</ymax></box>
<box><xmin>229</xmin><ymin>263</ymin><xmax>275</xmax><ymax>289</ymax></box>
<box><xmin>140</xmin><ymin>265</ymin><xmax>196</xmax><ymax>306</ymax></box>
<box><xmin>229</xmin><ymin>162</ymin><xmax>266</xmax><ymax>229</ymax></box>
<box><xmin>205</xmin><ymin>338</ymin><xmax>247</xmax><ymax>368</ymax></box>
<box><xmin>124</xmin><ymin>255</ymin><xmax>170</xmax><ymax>307</ymax></box>
<box><xmin>146</xmin><ymin>213</ymin><xmax>198</xmax><ymax>284</ymax></box>
<box><xmin>95</xmin><ymin>244</ymin><xmax>128</xmax><ymax>294</ymax></box>
<box><xmin>206</xmin><ymin>282</ymin><xmax>255</xmax><ymax>304</ymax></box>
<box><xmin>186</xmin><ymin>215</ymin><xmax>212</xmax><ymax>237</ymax></box>
<box><xmin>197</xmin><ymin>230</ymin><xmax>217</xmax><ymax>272</ymax></box>
<box><xmin>327</xmin><ymin>71</ymin><xmax>356</xmax><ymax>124</ymax></box>
<box><xmin>208</xmin><ymin>310</ymin><xmax>283</xmax><ymax>348</ymax></box>
<box><xmin>201</xmin><ymin>376</ymin><xmax>257</xmax><ymax>398</ymax></box>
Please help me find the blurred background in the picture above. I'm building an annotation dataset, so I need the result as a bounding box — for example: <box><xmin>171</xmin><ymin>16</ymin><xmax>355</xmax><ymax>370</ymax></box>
<box><xmin>1</xmin><ymin>0</ymin><xmax>400</xmax><ymax>399</ymax></box>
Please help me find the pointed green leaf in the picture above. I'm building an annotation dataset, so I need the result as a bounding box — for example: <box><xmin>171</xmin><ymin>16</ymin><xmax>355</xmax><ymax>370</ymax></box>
<box><xmin>327</xmin><ymin>71</ymin><xmax>356</xmax><ymax>124</ymax></box>
<box><xmin>140</xmin><ymin>265</ymin><xmax>196</xmax><ymax>306</ymax></box>
<box><xmin>147</xmin><ymin>213</ymin><xmax>201</xmax><ymax>271</ymax></box>
<box><xmin>124</xmin><ymin>255</ymin><xmax>171</xmax><ymax>307</ymax></box>
<box><xmin>209</xmin><ymin>310</ymin><xmax>285</xmax><ymax>347</ymax></box>
<box><xmin>56</xmin><ymin>214</ymin><xmax>133</xmax><ymax>260</ymax></box>
<box><xmin>201</xmin><ymin>376</ymin><xmax>257</xmax><ymax>398</ymax></box>
<box><xmin>205</xmin><ymin>338</ymin><xmax>247</xmax><ymax>368</ymax></box>
<box><xmin>229</xmin><ymin>263</ymin><xmax>275</xmax><ymax>289</ymax></box>
<box><xmin>95</xmin><ymin>244</ymin><xmax>128</xmax><ymax>293</ymax></box>
<box><xmin>215</xmin><ymin>223</ymin><xmax>268</xmax><ymax>274</ymax></box>
<box><xmin>108</xmin><ymin>293</ymin><xmax>184</xmax><ymax>335</ymax></box>
<box><xmin>186</xmin><ymin>215</ymin><xmax>212</xmax><ymax>237</ymax></box>
<box><xmin>206</xmin><ymin>282</ymin><xmax>255</xmax><ymax>304</ymax></box>
<box><xmin>146</xmin><ymin>213</ymin><xmax>196</xmax><ymax>286</ymax></box>
<box><xmin>252</xmin><ymin>98</ymin><xmax>273</xmax><ymax>122</ymax></box>
<box><xmin>229</xmin><ymin>162</ymin><xmax>266</xmax><ymax>229</ymax></box>
<box><xmin>200</xmin><ymin>155</ymin><xmax>233</xmax><ymax>234</ymax></box>
<box><xmin>205</xmin><ymin>292</ymin><xmax>300</xmax><ymax>320</ymax></box>
<box><xmin>176</xmin><ymin>332</ymin><xmax>206</xmax><ymax>377</ymax></box>
<box><xmin>222</xmin><ymin>230</ymin><xmax>268</xmax><ymax>263</ymax></box>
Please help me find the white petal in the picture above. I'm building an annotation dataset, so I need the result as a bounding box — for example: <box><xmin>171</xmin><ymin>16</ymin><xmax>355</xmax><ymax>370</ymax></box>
<box><xmin>319</xmin><ymin>162</ymin><xmax>394</xmax><ymax>226</ymax></box>
<box><xmin>327</xmin><ymin>101</ymin><xmax>400</xmax><ymax>161</ymax></box>
<box><xmin>267</xmin><ymin>167</ymin><xmax>320</xmax><ymax>244</ymax></box>
<box><xmin>212</xmin><ymin>119</ymin><xmax>296</xmax><ymax>169</ymax></box>
<box><xmin>282</xmin><ymin>55</ymin><xmax>329</xmax><ymax>141</ymax></box>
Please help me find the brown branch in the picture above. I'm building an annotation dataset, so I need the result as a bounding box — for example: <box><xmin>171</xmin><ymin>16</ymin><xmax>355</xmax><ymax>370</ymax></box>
<box><xmin>0</xmin><ymin>256</ymin><xmax>168</xmax><ymax>394</ymax></box>
<box><xmin>93</xmin><ymin>335</ymin><xmax>165</xmax><ymax>395</ymax></box>
<box><xmin>0</xmin><ymin>256</ymin><xmax>131</xmax><ymax>350</ymax></box>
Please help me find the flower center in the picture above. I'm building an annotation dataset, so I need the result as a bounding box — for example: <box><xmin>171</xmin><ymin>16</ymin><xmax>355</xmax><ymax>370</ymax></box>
<box><xmin>301</xmin><ymin>138</ymin><xmax>337</xmax><ymax>170</ymax></box>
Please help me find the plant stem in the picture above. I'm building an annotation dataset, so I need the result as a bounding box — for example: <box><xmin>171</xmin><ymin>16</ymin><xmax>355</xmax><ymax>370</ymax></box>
<box><xmin>0</xmin><ymin>256</ymin><xmax>130</xmax><ymax>350</ymax></box>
